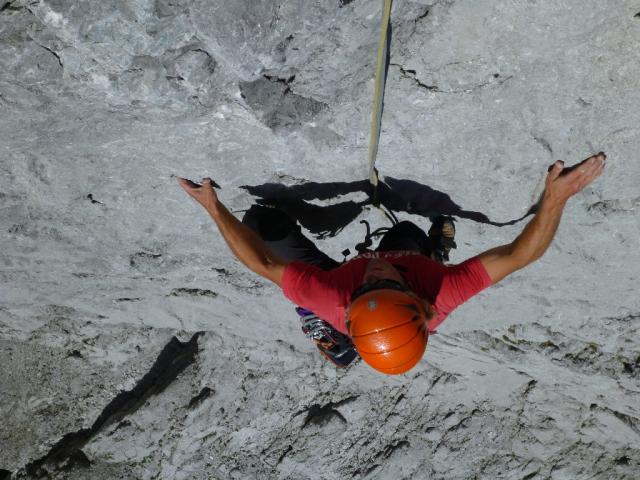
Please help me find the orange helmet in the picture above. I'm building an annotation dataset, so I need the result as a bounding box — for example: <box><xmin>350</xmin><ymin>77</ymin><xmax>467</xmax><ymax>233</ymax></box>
<box><xmin>347</xmin><ymin>282</ymin><xmax>430</xmax><ymax>375</ymax></box>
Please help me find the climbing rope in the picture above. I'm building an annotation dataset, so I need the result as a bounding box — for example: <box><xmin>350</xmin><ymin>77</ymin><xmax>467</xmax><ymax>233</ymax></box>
<box><xmin>367</xmin><ymin>0</ymin><xmax>393</xmax><ymax>205</ymax></box>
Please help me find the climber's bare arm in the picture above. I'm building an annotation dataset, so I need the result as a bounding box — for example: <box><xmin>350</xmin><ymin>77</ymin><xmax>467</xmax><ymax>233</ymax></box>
<box><xmin>479</xmin><ymin>152</ymin><xmax>606</xmax><ymax>284</ymax></box>
<box><xmin>178</xmin><ymin>177</ymin><xmax>290</xmax><ymax>286</ymax></box>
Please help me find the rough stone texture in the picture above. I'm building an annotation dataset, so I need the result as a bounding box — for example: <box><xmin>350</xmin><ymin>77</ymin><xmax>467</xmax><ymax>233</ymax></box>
<box><xmin>1</xmin><ymin>0</ymin><xmax>639</xmax><ymax>478</ymax></box>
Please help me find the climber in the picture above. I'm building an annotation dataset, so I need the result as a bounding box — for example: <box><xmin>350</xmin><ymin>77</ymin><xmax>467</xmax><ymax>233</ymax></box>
<box><xmin>242</xmin><ymin>204</ymin><xmax>457</xmax><ymax>368</ymax></box>
<box><xmin>177</xmin><ymin>152</ymin><xmax>606</xmax><ymax>374</ymax></box>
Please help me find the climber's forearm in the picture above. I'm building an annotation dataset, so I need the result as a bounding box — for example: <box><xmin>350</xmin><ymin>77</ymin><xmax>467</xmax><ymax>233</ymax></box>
<box><xmin>509</xmin><ymin>191</ymin><xmax>566</xmax><ymax>267</ymax></box>
<box><xmin>479</xmin><ymin>153</ymin><xmax>605</xmax><ymax>284</ymax></box>
<box><xmin>206</xmin><ymin>202</ymin><xmax>289</xmax><ymax>285</ymax></box>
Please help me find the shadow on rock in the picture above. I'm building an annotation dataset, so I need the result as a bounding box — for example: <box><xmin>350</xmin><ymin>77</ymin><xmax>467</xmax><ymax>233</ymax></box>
<box><xmin>241</xmin><ymin>177</ymin><xmax>537</xmax><ymax>239</ymax></box>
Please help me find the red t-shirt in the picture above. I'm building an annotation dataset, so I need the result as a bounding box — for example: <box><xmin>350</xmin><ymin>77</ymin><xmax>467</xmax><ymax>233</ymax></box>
<box><xmin>281</xmin><ymin>251</ymin><xmax>492</xmax><ymax>335</ymax></box>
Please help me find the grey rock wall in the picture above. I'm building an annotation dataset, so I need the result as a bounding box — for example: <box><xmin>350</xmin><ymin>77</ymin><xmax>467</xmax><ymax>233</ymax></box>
<box><xmin>1</xmin><ymin>0</ymin><xmax>639</xmax><ymax>478</ymax></box>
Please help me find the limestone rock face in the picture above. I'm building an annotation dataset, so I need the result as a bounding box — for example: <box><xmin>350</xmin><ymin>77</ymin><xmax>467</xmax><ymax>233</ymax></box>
<box><xmin>1</xmin><ymin>0</ymin><xmax>639</xmax><ymax>478</ymax></box>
